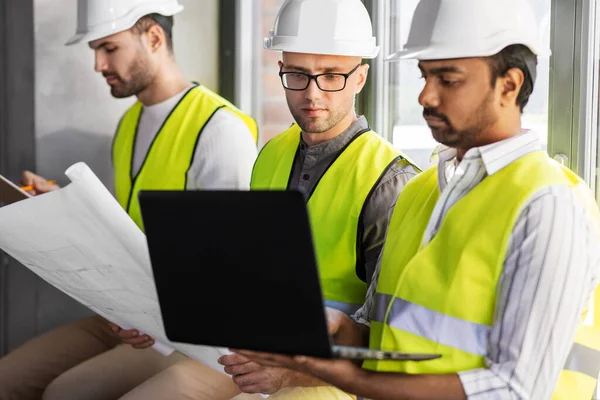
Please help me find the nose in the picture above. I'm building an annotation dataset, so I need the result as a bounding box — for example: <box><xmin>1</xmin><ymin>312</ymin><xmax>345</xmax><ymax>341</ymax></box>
<box><xmin>94</xmin><ymin>51</ymin><xmax>108</xmax><ymax>73</ymax></box>
<box><xmin>304</xmin><ymin>77</ymin><xmax>322</xmax><ymax>102</ymax></box>
<box><xmin>418</xmin><ymin>79</ymin><xmax>441</xmax><ymax>109</ymax></box>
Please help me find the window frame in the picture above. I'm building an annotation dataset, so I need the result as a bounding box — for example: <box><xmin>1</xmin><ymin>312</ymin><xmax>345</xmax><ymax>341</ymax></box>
<box><xmin>227</xmin><ymin>1</ymin><xmax>600</xmax><ymax>187</ymax></box>
<box><xmin>548</xmin><ymin>0</ymin><xmax>600</xmax><ymax>192</ymax></box>
<box><xmin>364</xmin><ymin>0</ymin><xmax>600</xmax><ymax>192</ymax></box>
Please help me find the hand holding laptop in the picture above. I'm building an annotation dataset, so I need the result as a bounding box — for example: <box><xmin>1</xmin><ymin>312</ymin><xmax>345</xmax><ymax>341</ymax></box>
<box><xmin>219</xmin><ymin>352</ymin><xmax>291</xmax><ymax>396</ymax></box>
<box><xmin>219</xmin><ymin>307</ymin><xmax>369</xmax><ymax>395</ymax></box>
<box><xmin>232</xmin><ymin>307</ymin><xmax>377</xmax><ymax>396</ymax></box>
<box><xmin>234</xmin><ymin>348</ymin><xmax>369</xmax><ymax>397</ymax></box>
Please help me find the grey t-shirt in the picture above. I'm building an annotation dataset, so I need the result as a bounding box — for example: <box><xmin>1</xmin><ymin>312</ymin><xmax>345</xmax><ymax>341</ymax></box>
<box><xmin>289</xmin><ymin>116</ymin><xmax>418</xmax><ymax>286</ymax></box>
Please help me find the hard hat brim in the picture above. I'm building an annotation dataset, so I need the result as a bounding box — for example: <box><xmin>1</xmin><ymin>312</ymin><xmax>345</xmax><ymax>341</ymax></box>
<box><xmin>65</xmin><ymin>33</ymin><xmax>87</xmax><ymax>46</ymax></box>
<box><xmin>267</xmin><ymin>47</ymin><xmax>381</xmax><ymax>59</ymax></box>
<box><xmin>264</xmin><ymin>41</ymin><xmax>380</xmax><ymax>59</ymax></box>
<box><xmin>65</xmin><ymin>3</ymin><xmax>184</xmax><ymax>46</ymax></box>
<box><xmin>386</xmin><ymin>42</ymin><xmax>551</xmax><ymax>62</ymax></box>
<box><xmin>65</xmin><ymin>26</ymin><xmax>137</xmax><ymax>46</ymax></box>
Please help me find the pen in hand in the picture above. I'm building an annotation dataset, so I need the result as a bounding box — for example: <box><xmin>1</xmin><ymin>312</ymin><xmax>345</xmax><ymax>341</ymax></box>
<box><xmin>20</xmin><ymin>180</ymin><xmax>56</xmax><ymax>192</ymax></box>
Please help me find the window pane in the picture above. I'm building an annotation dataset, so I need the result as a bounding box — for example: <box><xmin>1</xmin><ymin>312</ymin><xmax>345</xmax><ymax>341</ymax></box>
<box><xmin>256</xmin><ymin>0</ymin><xmax>294</xmax><ymax>146</ymax></box>
<box><xmin>387</xmin><ymin>0</ymin><xmax>552</xmax><ymax>170</ymax></box>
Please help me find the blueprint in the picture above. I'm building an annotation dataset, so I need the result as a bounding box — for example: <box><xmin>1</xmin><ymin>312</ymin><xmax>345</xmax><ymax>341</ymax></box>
<box><xmin>0</xmin><ymin>162</ymin><xmax>226</xmax><ymax>372</ymax></box>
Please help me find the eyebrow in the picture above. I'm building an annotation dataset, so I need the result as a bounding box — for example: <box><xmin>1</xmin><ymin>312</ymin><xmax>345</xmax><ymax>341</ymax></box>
<box><xmin>418</xmin><ymin>64</ymin><xmax>464</xmax><ymax>75</ymax></box>
<box><xmin>89</xmin><ymin>41</ymin><xmax>112</xmax><ymax>50</ymax></box>
<box><xmin>281</xmin><ymin>65</ymin><xmax>348</xmax><ymax>74</ymax></box>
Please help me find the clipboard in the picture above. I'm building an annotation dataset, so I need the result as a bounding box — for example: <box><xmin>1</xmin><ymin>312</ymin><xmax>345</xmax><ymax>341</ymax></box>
<box><xmin>0</xmin><ymin>174</ymin><xmax>32</xmax><ymax>206</ymax></box>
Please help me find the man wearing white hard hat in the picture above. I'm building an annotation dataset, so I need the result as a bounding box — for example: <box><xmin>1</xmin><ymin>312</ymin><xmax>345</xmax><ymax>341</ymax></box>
<box><xmin>237</xmin><ymin>0</ymin><xmax>600</xmax><ymax>399</ymax></box>
<box><xmin>0</xmin><ymin>0</ymin><xmax>258</xmax><ymax>399</ymax></box>
<box><xmin>113</xmin><ymin>0</ymin><xmax>419</xmax><ymax>399</ymax></box>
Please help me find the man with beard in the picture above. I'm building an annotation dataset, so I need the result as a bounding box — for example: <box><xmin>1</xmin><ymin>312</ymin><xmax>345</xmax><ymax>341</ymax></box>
<box><xmin>0</xmin><ymin>1</ymin><xmax>258</xmax><ymax>399</ymax></box>
<box><xmin>236</xmin><ymin>0</ymin><xmax>600</xmax><ymax>399</ymax></box>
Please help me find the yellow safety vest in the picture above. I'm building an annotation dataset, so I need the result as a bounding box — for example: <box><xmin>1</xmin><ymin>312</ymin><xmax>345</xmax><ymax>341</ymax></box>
<box><xmin>251</xmin><ymin>123</ymin><xmax>416</xmax><ymax>314</ymax></box>
<box><xmin>364</xmin><ymin>151</ymin><xmax>600</xmax><ymax>399</ymax></box>
<box><xmin>113</xmin><ymin>85</ymin><xmax>258</xmax><ymax>229</ymax></box>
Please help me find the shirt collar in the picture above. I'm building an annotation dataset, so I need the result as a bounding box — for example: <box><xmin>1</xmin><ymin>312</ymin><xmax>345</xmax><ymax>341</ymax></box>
<box><xmin>476</xmin><ymin>130</ymin><xmax>544</xmax><ymax>175</ymax></box>
<box><xmin>435</xmin><ymin>130</ymin><xmax>544</xmax><ymax>189</ymax></box>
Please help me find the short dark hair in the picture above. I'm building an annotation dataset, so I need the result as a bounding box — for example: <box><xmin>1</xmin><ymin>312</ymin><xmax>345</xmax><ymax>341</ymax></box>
<box><xmin>485</xmin><ymin>44</ymin><xmax>537</xmax><ymax>113</ymax></box>
<box><xmin>132</xmin><ymin>13</ymin><xmax>174</xmax><ymax>52</ymax></box>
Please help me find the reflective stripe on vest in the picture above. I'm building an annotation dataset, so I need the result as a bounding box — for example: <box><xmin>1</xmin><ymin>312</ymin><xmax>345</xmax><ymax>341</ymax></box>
<box><xmin>251</xmin><ymin>123</ymin><xmax>416</xmax><ymax>312</ymax></box>
<box><xmin>112</xmin><ymin>85</ymin><xmax>258</xmax><ymax>229</ymax></box>
<box><xmin>565</xmin><ymin>342</ymin><xmax>600</xmax><ymax>379</ymax></box>
<box><xmin>374</xmin><ymin>292</ymin><xmax>600</xmax><ymax>378</ymax></box>
<box><xmin>372</xmin><ymin>293</ymin><xmax>489</xmax><ymax>356</ymax></box>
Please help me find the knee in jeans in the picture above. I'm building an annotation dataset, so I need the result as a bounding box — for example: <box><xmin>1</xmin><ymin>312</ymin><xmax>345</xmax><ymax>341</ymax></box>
<box><xmin>162</xmin><ymin>362</ymin><xmax>193</xmax><ymax>384</ymax></box>
<box><xmin>0</xmin><ymin>377</ymin><xmax>43</xmax><ymax>400</ymax></box>
<box><xmin>0</xmin><ymin>383</ymin><xmax>21</xmax><ymax>400</ymax></box>
<box><xmin>41</xmin><ymin>376</ymin><xmax>68</xmax><ymax>400</ymax></box>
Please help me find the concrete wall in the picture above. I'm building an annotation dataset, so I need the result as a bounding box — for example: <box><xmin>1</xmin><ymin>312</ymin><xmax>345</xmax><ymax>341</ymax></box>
<box><xmin>21</xmin><ymin>0</ymin><xmax>220</xmax><ymax>342</ymax></box>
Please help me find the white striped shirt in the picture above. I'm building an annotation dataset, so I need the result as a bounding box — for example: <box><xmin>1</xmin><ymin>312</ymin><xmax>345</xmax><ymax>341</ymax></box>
<box><xmin>354</xmin><ymin>130</ymin><xmax>600</xmax><ymax>399</ymax></box>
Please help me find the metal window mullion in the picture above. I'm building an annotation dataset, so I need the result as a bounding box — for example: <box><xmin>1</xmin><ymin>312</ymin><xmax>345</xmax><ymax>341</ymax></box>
<box><xmin>380</xmin><ymin>0</ymin><xmax>392</xmax><ymax>141</ymax></box>
<box><xmin>548</xmin><ymin>0</ymin><xmax>577</xmax><ymax>169</ymax></box>
<box><xmin>232</xmin><ymin>0</ymin><xmax>263</xmax><ymax>146</ymax></box>
<box><xmin>234</xmin><ymin>0</ymin><xmax>254</xmax><ymax>116</ymax></box>
<box><xmin>573</xmin><ymin>0</ymin><xmax>600</xmax><ymax>190</ymax></box>
<box><xmin>364</xmin><ymin>0</ymin><xmax>388</xmax><ymax>139</ymax></box>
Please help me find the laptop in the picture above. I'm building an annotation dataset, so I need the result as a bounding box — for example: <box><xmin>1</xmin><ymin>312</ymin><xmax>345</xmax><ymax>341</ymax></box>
<box><xmin>138</xmin><ymin>190</ymin><xmax>441</xmax><ymax>362</ymax></box>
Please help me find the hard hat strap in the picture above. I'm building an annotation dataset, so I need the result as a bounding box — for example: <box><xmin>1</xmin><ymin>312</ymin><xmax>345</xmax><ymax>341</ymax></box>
<box><xmin>524</xmin><ymin>56</ymin><xmax>538</xmax><ymax>86</ymax></box>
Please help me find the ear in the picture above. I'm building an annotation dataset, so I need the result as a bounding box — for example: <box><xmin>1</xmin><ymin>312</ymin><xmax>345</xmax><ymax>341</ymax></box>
<box><xmin>145</xmin><ymin>24</ymin><xmax>165</xmax><ymax>53</ymax></box>
<box><xmin>354</xmin><ymin>64</ymin><xmax>369</xmax><ymax>94</ymax></box>
<box><xmin>499</xmin><ymin>67</ymin><xmax>524</xmax><ymax>109</ymax></box>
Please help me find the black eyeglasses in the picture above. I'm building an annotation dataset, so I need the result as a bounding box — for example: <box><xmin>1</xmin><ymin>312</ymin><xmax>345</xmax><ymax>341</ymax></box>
<box><xmin>279</xmin><ymin>64</ymin><xmax>362</xmax><ymax>92</ymax></box>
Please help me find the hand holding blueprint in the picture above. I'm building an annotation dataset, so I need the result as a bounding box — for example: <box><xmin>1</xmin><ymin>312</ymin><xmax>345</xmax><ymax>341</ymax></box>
<box><xmin>0</xmin><ymin>162</ymin><xmax>226</xmax><ymax>372</ymax></box>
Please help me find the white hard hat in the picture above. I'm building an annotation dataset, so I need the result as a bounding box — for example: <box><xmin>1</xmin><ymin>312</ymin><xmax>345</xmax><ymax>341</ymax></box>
<box><xmin>65</xmin><ymin>0</ymin><xmax>184</xmax><ymax>46</ymax></box>
<box><xmin>264</xmin><ymin>0</ymin><xmax>379</xmax><ymax>59</ymax></box>
<box><xmin>388</xmin><ymin>0</ymin><xmax>551</xmax><ymax>61</ymax></box>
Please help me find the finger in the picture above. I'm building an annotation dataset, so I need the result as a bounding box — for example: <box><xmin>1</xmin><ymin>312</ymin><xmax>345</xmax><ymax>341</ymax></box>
<box><xmin>233</xmin><ymin>349</ymin><xmax>274</xmax><ymax>359</ymax></box>
<box><xmin>218</xmin><ymin>353</ymin><xmax>252</xmax><ymax>366</ymax></box>
<box><xmin>34</xmin><ymin>180</ymin><xmax>59</xmax><ymax>193</ymax></box>
<box><xmin>21</xmin><ymin>171</ymin><xmax>37</xmax><ymax>185</ymax></box>
<box><xmin>232</xmin><ymin>371</ymin><xmax>269</xmax><ymax>388</ymax></box>
<box><xmin>132</xmin><ymin>340</ymin><xmax>155</xmax><ymax>349</ymax></box>
<box><xmin>122</xmin><ymin>335</ymin><xmax>152</xmax><ymax>346</ymax></box>
<box><xmin>238</xmin><ymin>384</ymin><xmax>273</xmax><ymax>395</ymax></box>
<box><xmin>235</xmin><ymin>350</ymin><xmax>295</xmax><ymax>369</ymax></box>
<box><xmin>224</xmin><ymin>361</ymin><xmax>261</xmax><ymax>376</ymax></box>
<box><xmin>325</xmin><ymin>308</ymin><xmax>340</xmax><ymax>335</ymax></box>
<box><xmin>233</xmin><ymin>350</ymin><xmax>278</xmax><ymax>365</ymax></box>
<box><xmin>117</xmin><ymin>329</ymin><xmax>140</xmax><ymax>339</ymax></box>
<box><xmin>35</xmin><ymin>182</ymin><xmax>54</xmax><ymax>192</ymax></box>
<box><xmin>325</xmin><ymin>307</ymin><xmax>350</xmax><ymax>337</ymax></box>
<box><xmin>108</xmin><ymin>323</ymin><xmax>120</xmax><ymax>334</ymax></box>
<box><xmin>21</xmin><ymin>171</ymin><xmax>39</xmax><ymax>195</ymax></box>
